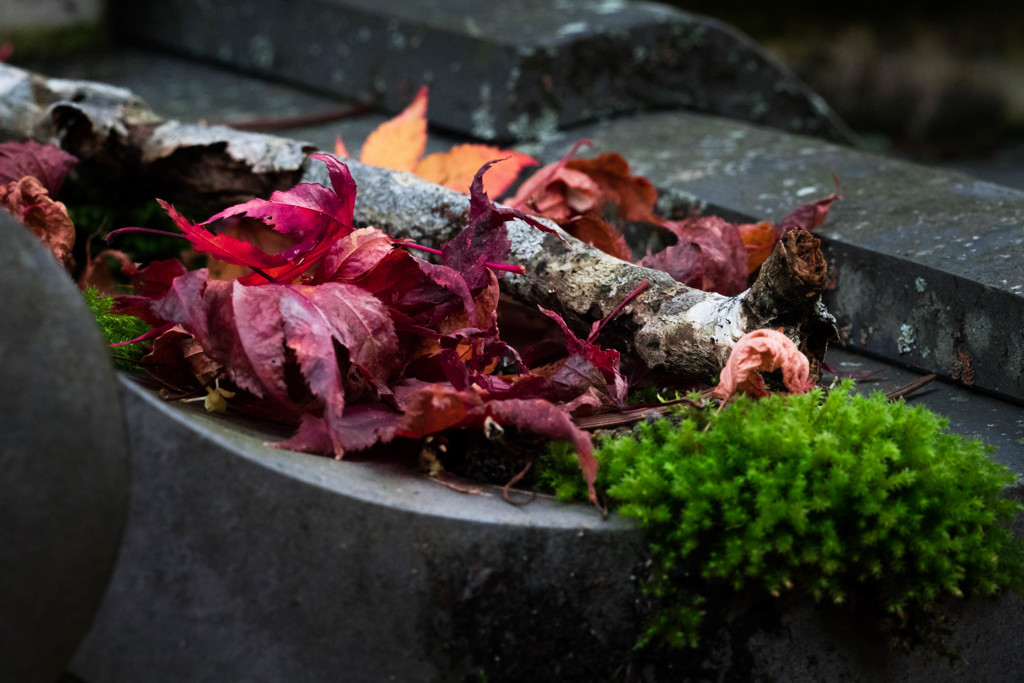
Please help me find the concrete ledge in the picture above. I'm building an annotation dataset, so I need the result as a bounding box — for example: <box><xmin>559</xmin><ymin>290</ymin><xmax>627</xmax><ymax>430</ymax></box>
<box><xmin>71</xmin><ymin>378</ymin><xmax>648</xmax><ymax>682</ymax></box>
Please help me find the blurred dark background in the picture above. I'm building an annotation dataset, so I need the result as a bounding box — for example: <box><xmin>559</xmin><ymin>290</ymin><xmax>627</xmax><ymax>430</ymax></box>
<box><xmin>662</xmin><ymin>1</ymin><xmax>1024</xmax><ymax>185</ymax></box>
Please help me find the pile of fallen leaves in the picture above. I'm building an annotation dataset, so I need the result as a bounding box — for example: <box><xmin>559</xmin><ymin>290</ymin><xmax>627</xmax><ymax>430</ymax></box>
<box><xmin>111</xmin><ymin>154</ymin><xmax>617</xmax><ymax>504</ymax></box>
<box><xmin>2</xmin><ymin>90</ymin><xmax>840</xmax><ymax>505</ymax></box>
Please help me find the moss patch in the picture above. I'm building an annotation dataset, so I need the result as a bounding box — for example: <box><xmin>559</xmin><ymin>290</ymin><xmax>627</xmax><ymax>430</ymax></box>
<box><xmin>537</xmin><ymin>381</ymin><xmax>1024</xmax><ymax>653</ymax></box>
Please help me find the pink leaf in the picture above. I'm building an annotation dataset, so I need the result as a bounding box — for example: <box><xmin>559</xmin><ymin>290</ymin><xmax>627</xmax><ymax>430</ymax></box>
<box><xmin>712</xmin><ymin>328</ymin><xmax>813</xmax><ymax>402</ymax></box>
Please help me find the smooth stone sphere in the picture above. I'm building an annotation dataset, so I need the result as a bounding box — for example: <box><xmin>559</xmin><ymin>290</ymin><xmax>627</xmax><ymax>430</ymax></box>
<box><xmin>0</xmin><ymin>211</ymin><xmax>129</xmax><ymax>682</ymax></box>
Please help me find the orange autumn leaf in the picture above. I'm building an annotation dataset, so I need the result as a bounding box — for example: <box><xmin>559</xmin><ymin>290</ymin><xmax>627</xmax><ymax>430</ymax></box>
<box><xmin>712</xmin><ymin>328</ymin><xmax>813</xmax><ymax>402</ymax></box>
<box><xmin>738</xmin><ymin>184</ymin><xmax>842</xmax><ymax>274</ymax></box>
<box><xmin>339</xmin><ymin>86</ymin><xmax>535</xmax><ymax>196</ymax></box>
<box><xmin>358</xmin><ymin>86</ymin><xmax>428</xmax><ymax>172</ymax></box>
<box><xmin>415</xmin><ymin>144</ymin><xmax>537</xmax><ymax>197</ymax></box>
<box><xmin>737</xmin><ymin>220</ymin><xmax>776</xmax><ymax>273</ymax></box>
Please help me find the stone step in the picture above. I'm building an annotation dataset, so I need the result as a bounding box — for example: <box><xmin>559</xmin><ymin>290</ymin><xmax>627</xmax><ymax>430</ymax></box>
<box><xmin>109</xmin><ymin>0</ymin><xmax>851</xmax><ymax>143</ymax></box>
<box><xmin>532</xmin><ymin>113</ymin><xmax>1024</xmax><ymax>403</ymax></box>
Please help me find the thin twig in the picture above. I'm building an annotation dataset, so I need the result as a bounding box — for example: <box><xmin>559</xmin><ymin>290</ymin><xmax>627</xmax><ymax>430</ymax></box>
<box><xmin>589</xmin><ymin>279</ymin><xmax>650</xmax><ymax>342</ymax></box>
<box><xmin>885</xmin><ymin>374</ymin><xmax>937</xmax><ymax>402</ymax></box>
<box><xmin>574</xmin><ymin>394</ymin><xmax>708</xmax><ymax>431</ymax></box>
<box><xmin>220</xmin><ymin>104</ymin><xmax>374</xmax><ymax>132</ymax></box>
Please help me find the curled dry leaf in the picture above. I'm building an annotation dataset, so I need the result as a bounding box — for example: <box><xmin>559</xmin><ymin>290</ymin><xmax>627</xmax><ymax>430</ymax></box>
<box><xmin>0</xmin><ymin>175</ymin><xmax>76</xmax><ymax>271</ymax></box>
<box><xmin>711</xmin><ymin>328</ymin><xmax>813</xmax><ymax>402</ymax></box>
<box><xmin>79</xmin><ymin>247</ymin><xmax>133</xmax><ymax>294</ymax></box>
<box><xmin>507</xmin><ymin>148</ymin><xmax>653</xmax><ymax>262</ymax></box>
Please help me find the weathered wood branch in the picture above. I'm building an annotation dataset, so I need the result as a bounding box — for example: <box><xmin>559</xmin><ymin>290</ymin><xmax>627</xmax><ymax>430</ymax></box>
<box><xmin>1</xmin><ymin>63</ymin><xmax>314</xmax><ymax>210</ymax></box>
<box><xmin>312</xmin><ymin>159</ymin><xmax>837</xmax><ymax>380</ymax></box>
<box><xmin>2</xmin><ymin>62</ymin><xmax>836</xmax><ymax>383</ymax></box>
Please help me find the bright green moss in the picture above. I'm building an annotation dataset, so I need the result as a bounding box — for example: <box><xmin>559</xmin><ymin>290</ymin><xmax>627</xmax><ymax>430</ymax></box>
<box><xmin>83</xmin><ymin>288</ymin><xmax>150</xmax><ymax>371</ymax></box>
<box><xmin>537</xmin><ymin>381</ymin><xmax>1024</xmax><ymax>652</ymax></box>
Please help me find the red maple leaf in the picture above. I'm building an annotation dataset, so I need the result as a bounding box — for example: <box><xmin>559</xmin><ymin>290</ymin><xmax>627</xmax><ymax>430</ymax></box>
<box><xmin>650</xmin><ymin>216</ymin><xmax>749</xmax><ymax>296</ymax></box>
<box><xmin>160</xmin><ymin>152</ymin><xmax>357</xmax><ymax>285</ymax></box>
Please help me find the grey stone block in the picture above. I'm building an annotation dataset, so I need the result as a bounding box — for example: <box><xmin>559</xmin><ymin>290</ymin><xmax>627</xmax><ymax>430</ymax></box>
<box><xmin>0</xmin><ymin>212</ymin><xmax>129</xmax><ymax>682</ymax></box>
<box><xmin>68</xmin><ymin>375</ymin><xmax>1024</xmax><ymax>682</ymax></box>
<box><xmin>110</xmin><ymin>0</ymin><xmax>852</xmax><ymax>143</ymax></box>
<box><xmin>534</xmin><ymin>112</ymin><xmax>1024</xmax><ymax>402</ymax></box>
<box><xmin>71</xmin><ymin>378</ymin><xmax>648</xmax><ymax>683</ymax></box>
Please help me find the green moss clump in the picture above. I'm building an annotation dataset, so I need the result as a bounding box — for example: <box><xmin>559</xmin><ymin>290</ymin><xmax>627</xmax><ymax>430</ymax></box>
<box><xmin>537</xmin><ymin>381</ymin><xmax>1024</xmax><ymax>651</ymax></box>
<box><xmin>83</xmin><ymin>288</ymin><xmax>150</xmax><ymax>371</ymax></box>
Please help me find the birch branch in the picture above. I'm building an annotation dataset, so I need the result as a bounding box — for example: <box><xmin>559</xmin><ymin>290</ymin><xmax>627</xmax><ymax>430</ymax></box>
<box><xmin>308</xmin><ymin>159</ymin><xmax>837</xmax><ymax>381</ymax></box>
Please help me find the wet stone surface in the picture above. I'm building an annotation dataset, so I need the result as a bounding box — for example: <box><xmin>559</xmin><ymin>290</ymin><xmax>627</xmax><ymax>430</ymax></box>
<box><xmin>108</xmin><ymin>0</ymin><xmax>850</xmax><ymax>143</ymax></box>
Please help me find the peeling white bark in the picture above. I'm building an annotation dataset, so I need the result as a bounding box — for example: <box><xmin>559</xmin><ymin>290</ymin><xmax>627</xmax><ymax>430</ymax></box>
<box><xmin>313</xmin><ymin>159</ymin><xmax>836</xmax><ymax>380</ymax></box>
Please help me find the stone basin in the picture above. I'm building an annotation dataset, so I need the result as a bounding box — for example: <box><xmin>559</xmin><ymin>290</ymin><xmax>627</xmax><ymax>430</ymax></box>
<box><xmin>67</xmin><ymin>368</ymin><xmax>1024</xmax><ymax>683</ymax></box>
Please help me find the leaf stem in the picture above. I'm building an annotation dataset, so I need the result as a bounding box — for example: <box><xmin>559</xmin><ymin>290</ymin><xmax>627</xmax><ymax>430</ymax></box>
<box><xmin>589</xmin><ymin>279</ymin><xmax>650</xmax><ymax>342</ymax></box>
<box><xmin>105</xmin><ymin>226</ymin><xmax>188</xmax><ymax>243</ymax></box>
<box><xmin>397</xmin><ymin>241</ymin><xmax>526</xmax><ymax>275</ymax></box>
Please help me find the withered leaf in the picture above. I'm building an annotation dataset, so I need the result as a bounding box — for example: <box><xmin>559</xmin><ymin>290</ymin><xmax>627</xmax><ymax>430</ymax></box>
<box><xmin>0</xmin><ymin>140</ymin><xmax>77</xmax><ymax>194</ymax></box>
<box><xmin>658</xmin><ymin>216</ymin><xmax>749</xmax><ymax>296</ymax></box>
<box><xmin>1</xmin><ymin>175</ymin><xmax>76</xmax><ymax>271</ymax></box>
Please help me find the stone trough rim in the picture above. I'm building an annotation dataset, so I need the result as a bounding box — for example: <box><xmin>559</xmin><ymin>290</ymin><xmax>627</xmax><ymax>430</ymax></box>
<box><xmin>118</xmin><ymin>373</ymin><xmax>630</xmax><ymax>533</ymax></box>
